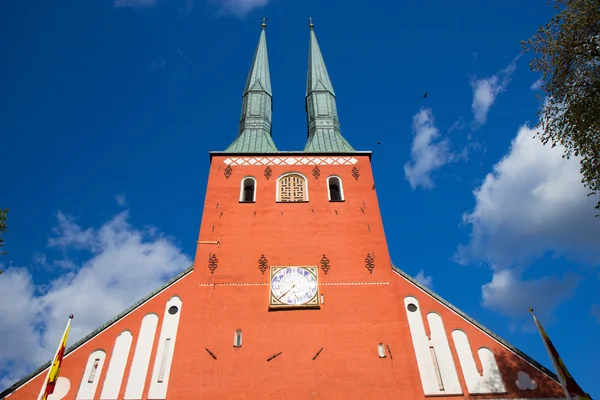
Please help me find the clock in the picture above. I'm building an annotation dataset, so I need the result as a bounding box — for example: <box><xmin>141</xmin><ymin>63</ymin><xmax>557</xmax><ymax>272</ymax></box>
<box><xmin>269</xmin><ymin>266</ymin><xmax>320</xmax><ymax>309</ymax></box>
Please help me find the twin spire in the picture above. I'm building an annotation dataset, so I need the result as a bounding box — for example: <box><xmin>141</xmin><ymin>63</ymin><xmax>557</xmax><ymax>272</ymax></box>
<box><xmin>224</xmin><ymin>18</ymin><xmax>355</xmax><ymax>153</ymax></box>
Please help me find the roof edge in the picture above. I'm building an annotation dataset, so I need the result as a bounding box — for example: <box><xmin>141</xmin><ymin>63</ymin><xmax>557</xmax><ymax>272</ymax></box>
<box><xmin>0</xmin><ymin>265</ymin><xmax>194</xmax><ymax>399</ymax></box>
<box><xmin>210</xmin><ymin>150</ymin><xmax>372</xmax><ymax>159</ymax></box>
<box><xmin>390</xmin><ymin>264</ymin><xmax>560</xmax><ymax>383</ymax></box>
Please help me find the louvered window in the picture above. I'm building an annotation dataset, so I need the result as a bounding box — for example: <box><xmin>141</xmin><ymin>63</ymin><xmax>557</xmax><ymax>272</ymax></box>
<box><xmin>88</xmin><ymin>358</ymin><xmax>100</xmax><ymax>383</ymax></box>
<box><xmin>157</xmin><ymin>338</ymin><xmax>172</xmax><ymax>383</ymax></box>
<box><xmin>429</xmin><ymin>345</ymin><xmax>445</xmax><ymax>391</ymax></box>
<box><xmin>279</xmin><ymin>174</ymin><xmax>306</xmax><ymax>202</ymax></box>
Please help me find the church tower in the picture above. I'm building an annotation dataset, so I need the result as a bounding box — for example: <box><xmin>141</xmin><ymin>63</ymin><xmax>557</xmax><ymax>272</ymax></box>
<box><xmin>1</xmin><ymin>20</ymin><xmax>569</xmax><ymax>400</ymax></box>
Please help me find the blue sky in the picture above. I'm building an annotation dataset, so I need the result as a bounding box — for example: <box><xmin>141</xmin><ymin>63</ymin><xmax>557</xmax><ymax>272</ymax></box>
<box><xmin>0</xmin><ymin>0</ymin><xmax>598</xmax><ymax>396</ymax></box>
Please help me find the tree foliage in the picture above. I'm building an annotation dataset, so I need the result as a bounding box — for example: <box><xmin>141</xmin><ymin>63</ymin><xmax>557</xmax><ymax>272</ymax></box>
<box><xmin>522</xmin><ymin>0</ymin><xmax>600</xmax><ymax>214</ymax></box>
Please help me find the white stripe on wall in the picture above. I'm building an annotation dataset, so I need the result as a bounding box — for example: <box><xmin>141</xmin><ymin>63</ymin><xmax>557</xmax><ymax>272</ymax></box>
<box><xmin>124</xmin><ymin>314</ymin><xmax>159</xmax><ymax>399</ymax></box>
<box><xmin>148</xmin><ymin>296</ymin><xmax>182</xmax><ymax>400</ymax></box>
<box><xmin>100</xmin><ymin>330</ymin><xmax>133</xmax><ymax>399</ymax></box>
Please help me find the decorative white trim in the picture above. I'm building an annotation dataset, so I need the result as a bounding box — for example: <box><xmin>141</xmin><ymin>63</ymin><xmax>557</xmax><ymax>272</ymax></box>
<box><xmin>223</xmin><ymin>156</ymin><xmax>359</xmax><ymax>166</ymax></box>
<box><xmin>452</xmin><ymin>330</ymin><xmax>506</xmax><ymax>394</ymax></box>
<box><xmin>516</xmin><ymin>371</ymin><xmax>538</xmax><ymax>391</ymax></box>
<box><xmin>198</xmin><ymin>282</ymin><xmax>389</xmax><ymax>287</ymax></box>
<box><xmin>148</xmin><ymin>296</ymin><xmax>182</xmax><ymax>399</ymax></box>
<box><xmin>326</xmin><ymin>175</ymin><xmax>344</xmax><ymax>201</ymax></box>
<box><xmin>124</xmin><ymin>313</ymin><xmax>159</xmax><ymax>400</ymax></box>
<box><xmin>47</xmin><ymin>377</ymin><xmax>70</xmax><ymax>400</ymax></box>
<box><xmin>76</xmin><ymin>350</ymin><xmax>106</xmax><ymax>400</ymax></box>
<box><xmin>100</xmin><ymin>331</ymin><xmax>133</xmax><ymax>400</ymax></box>
<box><xmin>392</xmin><ymin>269</ymin><xmax>562</xmax><ymax>383</ymax></box>
<box><xmin>404</xmin><ymin>297</ymin><xmax>462</xmax><ymax>396</ymax></box>
<box><xmin>239</xmin><ymin>176</ymin><xmax>257</xmax><ymax>202</ymax></box>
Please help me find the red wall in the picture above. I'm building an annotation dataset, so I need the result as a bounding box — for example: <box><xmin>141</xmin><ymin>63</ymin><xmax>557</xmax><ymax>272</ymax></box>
<box><xmin>6</xmin><ymin>155</ymin><xmax>565</xmax><ymax>400</ymax></box>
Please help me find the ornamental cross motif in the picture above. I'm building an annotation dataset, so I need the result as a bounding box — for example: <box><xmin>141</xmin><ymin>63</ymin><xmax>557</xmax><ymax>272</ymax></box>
<box><xmin>312</xmin><ymin>165</ymin><xmax>321</xmax><ymax>179</ymax></box>
<box><xmin>258</xmin><ymin>254</ymin><xmax>269</xmax><ymax>274</ymax></box>
<box><xmin>264</xmin><ymin>166</ymin><xmax>272</xmax><ymax>180</ymax></box>
<box><xmin>224</xmin><ymin>165</ymin><xmax>233</xmax><ymax>179</ymax></box>
<box><xmin>365</xmin><ymin>253</ymin><xmax>375</xmax><ymax>274</ymax></box>
<box><xmin>352</xmin><ymin>166</ymin><xmax>360</xmax><ymax>181</ymax></box>
<box><xmin>208</xmin><ymin>253</ymin><xmax>218</xmax><ymax>274</ymax></box>
<box><xmin>320</xmin><ymin>254</ymin><xmax>331</xmax><ymax>274</ymax></box>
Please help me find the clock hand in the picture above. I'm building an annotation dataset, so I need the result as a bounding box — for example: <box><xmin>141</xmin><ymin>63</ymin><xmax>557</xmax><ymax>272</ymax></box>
<box><xmin>277</xmin><ymin>283</ymin><xmax>296</xmax><ymax>300</ymax></box>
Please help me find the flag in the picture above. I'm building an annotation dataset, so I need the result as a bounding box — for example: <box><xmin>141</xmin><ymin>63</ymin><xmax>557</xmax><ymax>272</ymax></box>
<box><xmin>40</xmin><ymin>314</ymin><xmax>73</xmax><ymax>400</ymax></box>
<box><xmin>530</xmin><ymin>308</ymin><xmax>592</xmax><ymax>400</ymax></box>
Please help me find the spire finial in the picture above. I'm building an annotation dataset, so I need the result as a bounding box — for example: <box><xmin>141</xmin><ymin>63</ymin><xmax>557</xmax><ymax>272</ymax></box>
<box><xmin>308</xmin><ymin>17</ymin><xmax>314</xmax><ymax>29</ymax></box>
<box><xmin>528</xmin><ymin>307</ymin><xmax>534</xmax><ymax>313</ymax></box>
<box><xmin>261</xmin><ymin>17</ymin><xmax>267</xmax><ymax>29</ymax></box>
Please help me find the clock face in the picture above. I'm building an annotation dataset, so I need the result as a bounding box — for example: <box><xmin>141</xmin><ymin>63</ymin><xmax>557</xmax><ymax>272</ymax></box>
<box><xmin>270</xmin><ymin>267</ymin><xmax>319</xmax><ymax>308</ymax></box>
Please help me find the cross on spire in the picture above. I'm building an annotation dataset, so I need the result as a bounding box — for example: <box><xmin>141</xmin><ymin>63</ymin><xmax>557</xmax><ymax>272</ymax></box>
<box><xmin>261</xmin><ymin>17</ymin><xmax>267</xmax><ymax>28</ymax></box>
<box><xmin>308</xmin><ymin>17</ymin><xmax>314</xmax><ymax>29</ymax></box>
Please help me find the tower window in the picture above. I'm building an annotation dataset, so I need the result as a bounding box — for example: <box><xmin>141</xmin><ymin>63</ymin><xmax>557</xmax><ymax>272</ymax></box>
<box><xmin>278</xmin><ymin>173</ymin><xmax>308</xmax><ymax>202</ymax></box>
<box><xmin>234</xmin><ymin>329</ymin><xmax>242</xmax><ymax>347</ymax></box>
<box><xmin>327</xmin><ymin>176</ymin><xmax>344</xmax><ymax>202</ymax></box>
<box><xmin>377</xmin><ymin>343</ymin><xmax>386</xmax><ymax>358</ymax></box>
<box><xmin>240</xmin><ymin>177</ymin><xmax>256</xmax><ymax>203</ymax></box>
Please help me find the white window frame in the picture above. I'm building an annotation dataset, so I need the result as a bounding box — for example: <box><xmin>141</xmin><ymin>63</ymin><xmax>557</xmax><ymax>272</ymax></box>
<box><xmin>276</xmin><ymin>172</ymin><xmax>309</xmax><ymax>202</ymax></box>
<box><xmin>233</xmin><ymin>329</ymin><xmax>242</xmax><ymax>347</ymax></box>
<box><xmin>239</xmin><ymin>176</ymin><xmax>257</xmax><ymax>203</ymax></box>
<box><xmin>326</xmin><ymin>175</ymin><xmax>344</xmax><ymax>201</ymax></box>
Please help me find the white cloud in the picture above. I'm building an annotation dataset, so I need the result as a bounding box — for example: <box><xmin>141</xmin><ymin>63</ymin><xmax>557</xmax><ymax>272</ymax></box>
<box><xmin>530</xmin><ymin>78</ymin><xmax>543</xmax><ymax>90</ymax></box>
<box><xmin>456</xmin><ymin>123</ymin><xmax>600</xmax><ymax>267</ymax></box>
<box><xmin>114</xmin><ymin>193</ymin><xmax>128</xmax><ymax>207</ymax></box>
<box><xmin>404</xmin><ymin>108</ymin><xmax>462</xmax><ymax>189</ymax></box>
<box><xmin>0</xmin><ymin>210</ymin><xmax>191</xmax><ymax>391</ymax></box>
<box><xmin>213</xmin><ymin>0</ymin><xmax>269</xmax><ymax>16</ymax></box>
<box><xmin>470</xmin><ymin>58</ymin><xmax>519</xmax><ymax>125</ymax></box>
<box><xmin>456</xmin><ymin>118</ymin><xmax>600</xmax><ymax>319</ymax></box>
<box><xmin>415</xmin><ymin>269</ymin><xmax>433</xmax><ymax>288</ymax></box>
<box><xmin>481</xmin><ymin>269</ymin><xmax>580</xmax><ymax>321</ymax></box>
<box><xmin>114</xmin><ymin>0</ymin><xmax>157</xmax><ymax>8</ymax></box>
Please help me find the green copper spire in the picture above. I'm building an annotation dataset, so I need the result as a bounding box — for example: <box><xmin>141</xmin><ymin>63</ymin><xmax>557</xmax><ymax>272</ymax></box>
<box><xmin>304</xmin><ymin>19</ymin><xmax>354</xmax><ymax>153</ymax></box>
<box><xmin>225</xmin><ymin>18</ymin><xmax>278</xmax><ymax>153</ymax></box>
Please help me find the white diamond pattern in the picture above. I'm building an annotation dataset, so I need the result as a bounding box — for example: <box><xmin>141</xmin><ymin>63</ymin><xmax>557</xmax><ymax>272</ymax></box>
<box><xmin>220</xmin><ymin>157</ymin><xmax>361</xmax><ymax>166</ymax></box>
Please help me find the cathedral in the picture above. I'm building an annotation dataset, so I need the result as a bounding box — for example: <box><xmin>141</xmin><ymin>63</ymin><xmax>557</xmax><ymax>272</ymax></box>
<box><xmin>1</xmin><ymin>20</ymin><xmax>568</xmax><ymax>400</ymax></box>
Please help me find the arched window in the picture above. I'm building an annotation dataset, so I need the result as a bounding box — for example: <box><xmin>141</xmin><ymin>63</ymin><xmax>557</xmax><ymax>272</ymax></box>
<box><xmin>327</xmin><ymin>176</ymin><xmax>344</xmax><ymax>202</ymax></box>
<box><xmin>240</xmin><ymin>177</ymin><xmax>256</xmax><ymax>203</ymax></box>
<box><xmin>233</xmin><ymin>329</ymin><xmax>242</xmax><ymax>347</ymax></box>
<box><xmin>277</xmin><ymin>173</ymin><xmax>308</xmax><ymax>202</ymax></box>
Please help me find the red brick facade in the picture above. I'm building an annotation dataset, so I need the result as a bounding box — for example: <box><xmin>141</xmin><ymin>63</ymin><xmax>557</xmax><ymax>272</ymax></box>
<box><xmin>4</xmin><ymin>155</ymin><xmax>565</xmax><ymax>400</ymax></box>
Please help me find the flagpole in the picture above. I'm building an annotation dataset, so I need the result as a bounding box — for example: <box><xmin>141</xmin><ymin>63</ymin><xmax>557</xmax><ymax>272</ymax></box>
<box><xmin>37</xmin><ymin>314</ymin><xmax>74</xmax><ymax>400</ymax></box>
<box><xmin>529</xmin><ymin>308</ymin><xmax>572</xmax><ymax>400</ymax></box>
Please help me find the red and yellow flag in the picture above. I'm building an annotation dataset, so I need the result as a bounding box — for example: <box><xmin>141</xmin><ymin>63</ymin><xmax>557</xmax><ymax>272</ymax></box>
<box><xmin>40</xmin><ymin>314</ymin><xmax>73</xmax><ymax>400</ymax></box>
<box><xmin>530</xmin><ymin>309</ymin><xmax>592</xmax><ymax>400</ymax></box>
